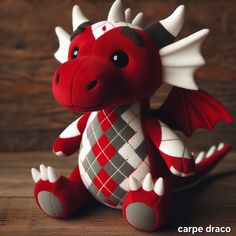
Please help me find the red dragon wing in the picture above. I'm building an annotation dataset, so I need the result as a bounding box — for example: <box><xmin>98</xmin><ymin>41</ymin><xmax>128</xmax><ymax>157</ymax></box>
<box><xmin>154</xmin><ymin>27</ymin><xmax>233</xmax><ymax>136</ymax></box>
<box><xmin>155</xmin><ymin>87</ymin><xmax>233</xmax><ymax>137</ymax></box>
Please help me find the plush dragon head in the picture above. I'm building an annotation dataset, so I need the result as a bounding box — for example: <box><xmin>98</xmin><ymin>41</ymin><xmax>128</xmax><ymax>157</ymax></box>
<box><xmin>52</xmin><ymin>0</ymin><xmax>209</xmax><ymax>112</ymax></box>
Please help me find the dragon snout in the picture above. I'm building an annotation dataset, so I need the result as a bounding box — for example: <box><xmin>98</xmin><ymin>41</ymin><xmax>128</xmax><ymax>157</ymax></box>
<box><xmin>52</xmin><ymin>57</ymin><xmax>120</xmax><ymax>111</ymax></box>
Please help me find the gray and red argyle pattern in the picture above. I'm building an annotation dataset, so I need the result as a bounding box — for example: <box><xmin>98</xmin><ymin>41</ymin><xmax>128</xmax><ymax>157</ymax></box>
<box><xmin>78</xmin><ymin>103</ymin><xmax>150</xmax><ymax>208</ymax></box>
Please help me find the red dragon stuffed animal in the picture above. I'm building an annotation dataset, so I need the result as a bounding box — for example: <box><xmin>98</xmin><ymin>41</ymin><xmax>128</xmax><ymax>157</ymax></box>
<box><xmin>31</xmin><ymin>0</ymin><xmax>233</xmax><ymax>231</ymax></box>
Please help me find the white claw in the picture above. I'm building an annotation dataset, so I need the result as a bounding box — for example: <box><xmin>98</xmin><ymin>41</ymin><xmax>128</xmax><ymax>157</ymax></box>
<box><xmin>142</xmin><ymin>173</ymin><xmax>154</xmax><ymax>191</ymax></box>
<box><xmin>129</xmin><ymin>176</ymin><xmax>141</xmax><ymax>191</ymax></box>
<box><xmin>47</xmin><ymin>167</ymin><xmax>61</xmax><ymax>183</ymax></box>
<box><xmin>54</xmin><ymin>151</ymin><xmax>66</xmax><ymax>157</ymax></box>
<box><xmin>31</xmin><ymin>168</ymin><xmax>40</xmax><ymax>183</ymax></box>
<box><xmin>154</xmin><ymin>178</ymin><xmax>165</xmax><ymax>196</ymax></box>
<box><xmin>206</xmin><ymin>145</ymin><xmax>216</xmax><ymax>158</ymax></box>
<box><xmin>217</xmin><ymin>142</ymin><xmax>224</xmax><ymax>151</ymax></box>
<box><xmin>195</xmin><ymin>151</ymin><xmax>205</xmax><ymax>164</ymax></box>
<box><xmin>40</xmin><ymin>164</ymin><xmax>48</xmax><ymax>181</ymax></box>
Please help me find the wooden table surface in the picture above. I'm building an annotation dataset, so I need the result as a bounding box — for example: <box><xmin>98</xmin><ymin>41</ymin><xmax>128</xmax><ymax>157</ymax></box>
<box><xmin>0</xmin><ymin>151</ymin><xmax>235</xmax><ymax>236</ymax></box>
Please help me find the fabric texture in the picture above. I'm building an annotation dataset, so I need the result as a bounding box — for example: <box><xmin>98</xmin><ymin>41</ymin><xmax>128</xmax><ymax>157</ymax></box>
<box><xmin>32</xmin><ymin>1</ymin><xmax>233</xmax><ymax>232</ymax></box>
<box><xmin>78</xmin><ymin>103</ymin><xmax>150</xmax><ymax>208</ymax></box>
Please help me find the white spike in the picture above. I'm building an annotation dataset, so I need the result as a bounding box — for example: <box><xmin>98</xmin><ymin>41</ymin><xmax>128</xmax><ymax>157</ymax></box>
<box><xmin>206</xmin><ymin>145</ymin><xmax>216</xmax><ymax>158</ymax></box>
<box><xmin>107</xmin><ymin>0</ymin><xmax>125</xmax><ymax>22</ymax></box>
<box><xmin>131</xmin><ymin>12</ymin><xmax>143</xmax><ymax>27</ymax></box>
<box><xmin>54</xmin><ymin>26</ymin><xmax>70</xmax><ymax>63</ymax></box>
<box><xmin>160</xmin><ymin>5</ymin><xmax>185</xmax><ymax>37</ymax></box>
<box><xmin>31</xmin><ymin>168</ymin><xmax>40</xmax><ymax>183</ymax></box>
<box><xmin>125</xmin><ymin>8</ymin><xmax>132</xmax><ymax>23</ymax></box>
<box><xmin>47</xmin><ymin>167</ymin><xmax>60</xmax><ymax>183</ymax></box>
<box><xmin>154</xmin><ymin>178</ymin><xmax>165</xmax><ymax>196</ymax></box>
<box><xmin>195</xmin><ymin>151</ymin><xmax>205</xmax><ymax>164</ymax></box>
<box><xmin>217</xmin><ymin>143</ymin><xmax>224</xmax><ymax>151</ymax></box>
<box><xmin>72</xmin><ymin>5</ymin><xmax>89</xmax><ymax>31</ymax></box>
<box><xmin>39</xmin><ymin>164</ymin><xmax>48</xmax><ymax>181</ymax></box>
<box><xmin>142</xmin><ymin>173</ymin><xmax>154</xmax><ymax>191</ymax></box>
<box><xmin>129</xmin><ymin>176</ymin><xmax>141</xmax><ymax>191</ymax></box>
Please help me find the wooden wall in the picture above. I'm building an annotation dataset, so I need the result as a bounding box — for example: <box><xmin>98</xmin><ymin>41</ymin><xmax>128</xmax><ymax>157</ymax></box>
<box><xmin>0</xmin><ymin>0</ymin><xmax>235</xmax><ymax>152</ymax></box>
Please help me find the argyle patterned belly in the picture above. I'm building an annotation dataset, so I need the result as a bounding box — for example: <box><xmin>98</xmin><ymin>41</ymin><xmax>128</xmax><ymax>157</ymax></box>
<box><xmin>78</xmin><ymin>103</ymin><xmax>150</xmax><ymax>209</ymax></box>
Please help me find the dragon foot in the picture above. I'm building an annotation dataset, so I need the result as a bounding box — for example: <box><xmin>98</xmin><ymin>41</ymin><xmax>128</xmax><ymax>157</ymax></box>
<box><xmin>31</xmin><ymin>164</ymin><xmax>81</xmax><ymax>218</ymax></box>
<box><xmin>122</xmin><ymin>173</ymin><xmax>171</xmax><ymax>231</ymax></box>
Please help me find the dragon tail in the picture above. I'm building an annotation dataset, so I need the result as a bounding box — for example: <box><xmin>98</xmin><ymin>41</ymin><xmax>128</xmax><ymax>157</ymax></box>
<box><xmin>172</xmin><ymin>143</ymin><xmax>232</xmax><ymax>191</ymax></box>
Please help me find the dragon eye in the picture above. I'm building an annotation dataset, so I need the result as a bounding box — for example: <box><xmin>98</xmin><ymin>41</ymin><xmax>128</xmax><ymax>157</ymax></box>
<box><xmin>111</xmin><ymin>50</ymin><xmax>129</xmax><ymax>68</ymax></box>
<box><xmin>71</xmin><ymin>47</ymin><xmax>79</xmax><ymax>59</ymax></box>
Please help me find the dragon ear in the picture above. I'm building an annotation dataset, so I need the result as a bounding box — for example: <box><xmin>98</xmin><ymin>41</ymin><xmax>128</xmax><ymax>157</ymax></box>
<box><xmin>72</xmin><ymin>5</ymin><xmax>90</xmax><ymax>31</ymax></box>
<box><xmin>107</xmin><ymin>0</ymin><xmax>125</xmax><ymax>22</ymax></box>
<box><xmin>144</xmin><ymin>5</ymin><xmax>185</xmax><ymax>48</ymax></box>
<box><xmin>160</xmin><ymin>29</ymin><xmax>210</xmax><ymax>90</ymax></box>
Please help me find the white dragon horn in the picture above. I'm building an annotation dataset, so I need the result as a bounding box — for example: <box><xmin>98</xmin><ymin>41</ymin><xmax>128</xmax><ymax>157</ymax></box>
<box><xmin>72</xmin><ymin>5</ymin><xmax>89</xmax><ymax>31</ymax></box>
<box><xmin>54</xmin><ymin>26</ymin><xmax>70</xmax><ymax>63</ymax></box>
<box><xmin>144</xmin><ymin>5</ymin><xmax>185</xmax><ymax>48</ymax></box>
<box><xmin>132</xmin><ymin>12</ymin><xmax>144</xmax><ymax>27</ymax></box>
<box><xmin>160</xmin><ymin>5</ymin><xmax>185</xmax><ymax>37</ymax></box>
<box><xmin>107</xmin><ymin>0</ymin><xmax>125</xmax><ymax>22</ymax></box>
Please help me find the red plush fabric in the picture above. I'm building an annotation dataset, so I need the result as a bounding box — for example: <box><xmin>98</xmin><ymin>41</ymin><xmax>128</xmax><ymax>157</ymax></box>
<box><xmin>53</xmin><ymin>136</ymin><xmax>82</xmax><ymax>156</ymax></box>
<box><xmin>155</xmin><ymin>87</ymin><xmax>233</xmax><ymax>137</ymax></box>
<box><xmin>52</xmin><ymin>113</ymin><xmax>91</xmax><ymax>156</ymax></box>
<box><xmin>69</xmin><ymin>27</ymin><xmax>95</xmax><ymax>60</ymax></box>
<box><xmin>143</xmin><ymin>115</ymin><xmax>196</xmax><ymax>175</ymax></box>
<box><xmin>43</xmin><ymin>9</ymin><xmax>232</xmax><ymax>231</ymax></box>
<box><xmin>122</xmin><ymin>177</ymin><xmax>172</xmax><ymax>231</ymax></box>
<box><xmin>34</xmin><ymin>166</ymin><xmax>93</xmax><ymax>218</ymax></box>
<box><xmin>52</xmin><ymin>27</ymin><xmax>162</xmax><ymax>112</ymax></box>
<box><xmin>172</xmin><ymin>144</ymin><xmax>232</xmax><ymax>189</ymax></box>
<box><xmin>159</xmin><ymin>152</ymin><xmax>196</xmax><ymax>175</ymax></box>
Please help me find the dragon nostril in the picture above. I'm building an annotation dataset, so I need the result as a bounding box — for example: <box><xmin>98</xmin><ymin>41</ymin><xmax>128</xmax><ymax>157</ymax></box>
<box><xmin>87</xmin><ymin>80</ymin><xmax>98</xmax><ymax>91</ymax></box>
<box><xmin>55</xmin><ymin>73</ymin><xmax>60</xmax><ymax>85</ymax></box>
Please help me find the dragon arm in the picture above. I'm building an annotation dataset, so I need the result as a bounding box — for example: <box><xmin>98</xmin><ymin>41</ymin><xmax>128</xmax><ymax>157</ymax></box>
<box><xmin>143</xmin><ymin>116</ymin><xmax>196</xmax><ymax>177</ymax></box>
<box><xmin>53</xmin><ymin>112</ymin><xmax>90</xmax><ymax>157</ymax></box>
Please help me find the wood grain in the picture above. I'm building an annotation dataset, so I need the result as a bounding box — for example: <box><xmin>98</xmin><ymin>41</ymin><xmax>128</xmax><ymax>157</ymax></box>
<box><xmin>0</xmin><ymin>0</ymin><xmax>235</xmax><ymax>151</ymax></box>
<box><xmin>0</xmin><ymin>151</ymin><xmax>235</xmax><ymax>235</ymax></box>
